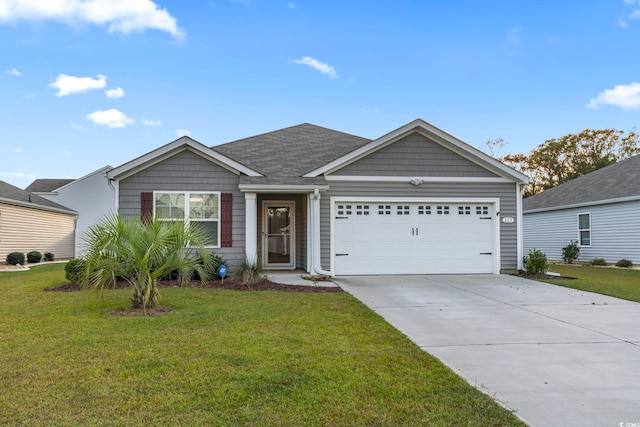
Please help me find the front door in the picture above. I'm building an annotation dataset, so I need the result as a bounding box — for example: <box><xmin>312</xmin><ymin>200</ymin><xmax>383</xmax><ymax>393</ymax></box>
<box><xmin>262</xmin><ymin>201</ymin><xmax>295</xmax><ymax>269</ymax></box>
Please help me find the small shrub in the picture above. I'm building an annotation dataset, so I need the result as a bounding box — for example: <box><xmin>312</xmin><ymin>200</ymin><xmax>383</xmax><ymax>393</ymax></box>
<box><xmin>27</xmin><ymin>251</ymin><xmax>42</xmax><ymax>264</ymax></box>
<box><xmin>562</xmin><ymin>241</ymin><xmax>580</xmax><ymax>264</ymax></box>
<box><xmin>6</xmin><ymin>252</ymin><xmax>25</xmax><ymax>265</ymax></box>
<box><xmin>43</xmin><ymin>252</ymin><xmax>55</xmax><ymax>262</ymax></box>
<box><xmin>234</xmin><ymin>258</ymin><xmax>264</xmax><ymax>285</ymax></box>
<box><xmin>65</xmin><ymin>259</ymin><xmax>86</xmax><ymax>283</ymax></box>
<box><xmin>523</xmin><ymin>249</ymin><xmax>548</xmax><ymax>276</ymax></box>
<box><xmin>590</xmin><ymin>258</ymin><xmax>608</xmax><ymax>266</ymax></box>
<box><xmin>615</xmin><ymin>259</ymin><xmax>633</xmax><ymax>268</ymax></box>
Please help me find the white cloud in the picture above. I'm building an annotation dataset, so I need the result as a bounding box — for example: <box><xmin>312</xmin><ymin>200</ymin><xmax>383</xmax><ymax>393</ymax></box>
<box><xmin>619</xmin><ymin>0</ymin><xmax>640</xmax><ymax>28</ymax></box>
<box><xmin>87</xmin><ymin>109</ymin><xmax>135</xmax><ymax>128</ymax></box>
<box><xmin>5</xmin><ymin>67</ymin><xmax>21</xmax><ymax>76</ymax></box>
<box><xmin>50</xmin><ymin>74</ymin><xmax>106</xmax><ymax>96</ymax></box>
<box><xmin>142</xmin><ymin>118</ymin><xmax>162</xmax><ymax>126</ymax></box>
<box><xmin>587</xmin><ymin>82</ymin><xmax>640</xmax><ymax>110</ymax></box>
<box><xmin>176</xmin><ymin>128</ymin><xmax>192</xmax><ymax>137</ymax></box>
<box><xmin>105</xmin><ymin>87</ymin><xmax>125</xmax><ymax>98</ymax></box>
<box><xmin>292</xmin><ymin>56</ymin><xmax>338</xmax><ymax>79</ymax></box>
<box><xmin>0</xmin><ymin>0</ymin><xmax>184</xmax><ymax>38</ymax></box>
<box><xmin>70</xmin><ymin>121</ymin><xmax>88</xmax><ymax>131</ymax></box>
<box><xmin>2</xmin><ymin>172</ymin><xmax>36</xmax><ymax>179</ymax></box>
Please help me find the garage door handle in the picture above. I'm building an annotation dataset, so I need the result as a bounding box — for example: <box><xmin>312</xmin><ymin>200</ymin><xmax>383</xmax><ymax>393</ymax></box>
<box><xmin>335</xmin><ymin>216</ymin><xmax>349</xmax><ymax>219</ymax></box>
<box><xmin>335</xmin><ymin>253</ymin><xmax>349</xmax><ymax>256</ymax></box>
<box><xmin>480</xmin><ymin>252</ymin><xmax>492</xmax><ymax>255</ymax></box>
<box><xmin>480</xmin><ymin>217</ymin><xmax>492</xmax><ymax>220</ymax></box>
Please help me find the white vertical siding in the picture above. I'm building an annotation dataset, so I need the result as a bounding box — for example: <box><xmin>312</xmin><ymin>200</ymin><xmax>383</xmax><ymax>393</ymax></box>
<box><xmin>38</xmin><ymin>167</ymin><xmax>115</xmax><ymax>255</ymax></box>
<box><xmin>0</xmin><ymin>202</ymin><xmax>76</xmax><ymax>260</ymax></box>
<box><xmin>524</xmin><ymin>200</ymin><xmax>640</xmax><ymax>264</ymax></box>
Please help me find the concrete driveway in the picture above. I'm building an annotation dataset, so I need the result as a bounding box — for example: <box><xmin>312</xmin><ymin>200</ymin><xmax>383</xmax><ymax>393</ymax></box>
<box><xmin>334</xmin><ymin>274</ymin><xmax>640</xmax><ymax>427</ymax></box>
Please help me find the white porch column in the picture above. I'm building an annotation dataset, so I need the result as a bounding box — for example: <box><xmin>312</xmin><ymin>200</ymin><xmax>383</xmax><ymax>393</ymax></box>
<box><xmin>244</xmin><ymin>192</ymin><xmax>258</xmax><ymax>264</ymax></box>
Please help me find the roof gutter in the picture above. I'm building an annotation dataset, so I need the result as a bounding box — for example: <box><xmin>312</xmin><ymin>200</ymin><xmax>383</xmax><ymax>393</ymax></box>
<box><xmin>0</xmin><ymin>197</ymin><xmax>78</xmax><ymax>215</ymax></box>
<box><xmin>524</xmin><ymin>194</ymin><xmax>640</xmax><ymax>214</ymax></box>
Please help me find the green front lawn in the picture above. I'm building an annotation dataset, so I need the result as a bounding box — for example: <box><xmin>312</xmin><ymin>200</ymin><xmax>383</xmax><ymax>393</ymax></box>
<box><xmin>545</xmin><ymin>264</ymin><xmax>640</xmax><ymax>303</ymax></box>
<box><xmin>0</xmin><ymin>263</ymin><xmax>522</xmax><ymax>426</ymax></box>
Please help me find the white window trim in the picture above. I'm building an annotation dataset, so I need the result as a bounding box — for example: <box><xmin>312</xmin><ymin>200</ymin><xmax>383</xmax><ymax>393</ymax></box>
<box><xmin>153</xmin><ymin>190</ymin><xmax>221</xmax><ymax>248</ymax></box>
<box><xmin>577</xmin><ymin>212</ymin><xmax>591</xmax><ymax>247</ymax></box>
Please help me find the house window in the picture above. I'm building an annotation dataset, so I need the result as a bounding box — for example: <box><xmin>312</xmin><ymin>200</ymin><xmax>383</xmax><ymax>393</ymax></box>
<box><xmin>155</xmin><ymin>191</ymin><xmax>219</xmax><ymax>246</ymax></box>
<box><xmin>578</xmin><ymin>213</ymin><xmax>591</xmax><ymax>246</ymax></box>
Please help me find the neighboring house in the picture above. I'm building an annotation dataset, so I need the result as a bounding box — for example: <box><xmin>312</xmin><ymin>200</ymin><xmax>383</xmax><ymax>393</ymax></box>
<box><xmin>523</xmin><ymin>154</ymin><xmax>640</xmax><ymax>264</ymax></box>
<box><xmin>0</xmin><ymin>179</ymin><xmax>77</xmax><ymax>261</ymax></box>
<box><xmin>26</xmin><ymin>166</ymin><xmax>115</xmax><ymax>255</ymax></box>
<box><xmin>106</xmin><ymin>119</ymin><xmax>529</xmax><ymax>275</ymax></box>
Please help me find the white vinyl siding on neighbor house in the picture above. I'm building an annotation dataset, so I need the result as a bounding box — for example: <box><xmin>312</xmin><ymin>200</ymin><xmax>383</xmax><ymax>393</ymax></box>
<box><xmin>524</xmin><ymin>200</ymin><xmax>640</xmax><ymax>264</ymax></box>
<box><xmin>0</xmin><ymin>202</ymin><xmax>76</xmax><ymax>260</ymax></box>
<box><xmin>154</xmin><ymin>191</ymin><xmax>220</xmax><ymax>247</ymax></box>
<box><xmin>36</xmin><ymin>166</ymin><xmax>115</xmax><ymax>256</ymax></box>
<box><xmin>578</xmin><ymin>213</ymin><xmax>591</xmax><ymax>247</ymax></box>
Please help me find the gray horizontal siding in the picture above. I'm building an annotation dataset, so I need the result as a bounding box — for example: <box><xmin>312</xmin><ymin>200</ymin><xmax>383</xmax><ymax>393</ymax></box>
<box><xmin>332</xmin><ymin>132</ymin><xmax>498</xmax><ymax>177</ymax></box>
<box><xmin>321</xmin><ymin>181</ymin><xmax>518</xmax><ymax>271</ymax></box>
<box><xmin>118</xmin><ymin>149</ymin><xmax>245</xmax><ymax>267</ymax></box>
<box><xmin>524</xmin><ymin>200</ymin><xmax>640</xmax><ymax>264</ymax></box>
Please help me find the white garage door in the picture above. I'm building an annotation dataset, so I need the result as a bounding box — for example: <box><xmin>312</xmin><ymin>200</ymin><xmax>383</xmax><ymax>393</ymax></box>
<box><xmin>334</xmin><ymin>202</ymin><xmax>496</xmax><ymax>275</ymax></box>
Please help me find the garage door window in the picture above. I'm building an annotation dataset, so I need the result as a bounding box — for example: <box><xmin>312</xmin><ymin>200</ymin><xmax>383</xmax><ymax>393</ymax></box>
<box><xmin>397</xmin><ymin>205</ymin><xmax>410</xmax><ymax>215</ymax></box>
<box><xmin>418</xmin><ymin>205</ymin><xmax>431</xmax><ymax>215</ymax></box>
<box><xmin>458</xmin><ymin>206</ymin><xmax>471</xmax><ymax>215</ymax></box>
<box><xmin>578</xmin><ymin>213</ymin><xmax>591</xmax><ymax>246</ymax></box>
<box><xmin>476</xmin><ymin>206</ymin><xmax>489</xmax><ymax>215</ymax></box>
<box><xmin>437</xmin><ymin>206</ymin><xmax>450</xmax><ymax>215</ymax></box>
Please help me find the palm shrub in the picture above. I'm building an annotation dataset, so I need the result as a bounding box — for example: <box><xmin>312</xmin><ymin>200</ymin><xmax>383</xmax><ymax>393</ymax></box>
<box><xmin>234</xmin><ymin>258</ymin><xmax>264</xmax><ymax>285</ymax></box>
<box><xmin>80</xmin><ymin>214</ymin><xmax>216</xmax><ymax>310</ymax></box>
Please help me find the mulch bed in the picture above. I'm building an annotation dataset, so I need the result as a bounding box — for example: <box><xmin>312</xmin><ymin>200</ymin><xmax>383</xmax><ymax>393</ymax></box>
<box><xmin>46</xmin><ymin>278</ymin><xmax>343</xmax><ymax>293</ymax></box>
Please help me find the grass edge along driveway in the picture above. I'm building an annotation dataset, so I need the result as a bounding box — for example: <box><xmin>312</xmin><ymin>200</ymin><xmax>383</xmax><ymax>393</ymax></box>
<box><xmin>0</xmin><ymin>263</ymin><xmax>524</xmax><ymax>426</ymax></box>
<box><xmin>545</xmin><ymin>264</ymin><xmax>640</xmax><ymax>303</ymax></box>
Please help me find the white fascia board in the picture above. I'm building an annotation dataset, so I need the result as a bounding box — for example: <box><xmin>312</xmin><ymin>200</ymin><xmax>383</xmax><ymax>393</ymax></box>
<box><xmin>305</xmin><ymin>118</ymin><xmax>529</xmax><ymax>184</ymax></box>
<box><xmin>238</xmin><ymin>184</ymin><xmax>330</xmax><ymax>193</ymax></box>
<box><xmin>330</xmin><ymin>196</ymin><xmax>501</xmax><ymax>204</ymax></box>
<box><xmin>524</xmin><ymin>195</ymin><xmax>640</xmax><ymax>214</ymax></box>
<box><xmin>54</xmin><ymin>165</ymin><xmax>113</xmax><ymax>192</ymax></box>
<box><xmin>324</xmin><ymin>175</ymin><xmax>513</xmax><ymax>183</ymax></box>
<box><xmin>0</xmin><ymin>197</ymin><xmax>78</xmax><ymax>216</ymax></box>
<box><xmin>107</xmin><ymin>137</ymin><xmax>262</xmax><ymax>180</ymax></box>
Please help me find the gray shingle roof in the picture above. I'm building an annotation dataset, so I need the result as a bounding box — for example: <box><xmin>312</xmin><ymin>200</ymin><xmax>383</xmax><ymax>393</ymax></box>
<box><xmin>24</xmin><ymin>178</ymin><xmax>75</xmax><ymax>193</ymax></box>
<box><xmin>212</xmin><ymin>123</ymin><xmax>371</xmax><ymax>185</ymax></box>
<box><xmin>0</xmin><ymin>179</ymin><xmax>76</xmax><ymax>213</ymax></box>
<box><xmin>523</xmin><ymin>154</ymin><xmax>640</xmax><ymax>212</ymax></box>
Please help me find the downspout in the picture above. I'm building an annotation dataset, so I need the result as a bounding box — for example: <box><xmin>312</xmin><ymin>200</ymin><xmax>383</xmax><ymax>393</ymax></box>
<box><xmin>311</xmin><ymin>188</ymin><xmax>332</xmax><ymax>276</ymax></box>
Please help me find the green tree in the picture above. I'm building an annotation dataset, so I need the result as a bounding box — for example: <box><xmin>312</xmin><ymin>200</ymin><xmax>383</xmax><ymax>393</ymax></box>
<box><xmin>503</xmin><ymin>128</ymin><xmax>639</xmax><ymax>196</ymax></box>
<box><xmin>80</xmin><ymin>214</ymin><xmax>216</xmax><ymax>310</ymax></box>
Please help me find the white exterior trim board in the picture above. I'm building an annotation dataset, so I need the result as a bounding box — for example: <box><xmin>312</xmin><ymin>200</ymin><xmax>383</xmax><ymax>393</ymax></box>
<box><xmin>305</xmin><ymin>119</ymin><xmax>528</xmax><ymax>183</ymax></box>
<box><xmin>0</xmin><ymin>197</ymin><xmax>77</xmax><ymax>216</ymax></box>
<box><xmin>107</xmin><ymin>138</ymin><xmax>262</xmax><ymax>180</ymax></box>
<box><xmin>324</xmin><ymin>175</ymin><xmax>513</xmax><ymax>183</ymax></box>
<box><xmin>524</xmin><ymin>194</ymin><xmax>640</xmax><ymax>214</ymax></box>
<box><xmin>239</xmin><ymin>184</ymin><xmax>329</xmax><ymax>193</ymax></box>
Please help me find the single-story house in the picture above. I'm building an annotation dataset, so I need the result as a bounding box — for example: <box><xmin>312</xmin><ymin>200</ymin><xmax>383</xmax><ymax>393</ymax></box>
<box><xmin>26</xmin><ymin>166</ymin><xmax>115</xmax><ymax>256</ymax></box>
<box><xmin>0</xmin><ymin>179</ymin><xmax>77</xmax><ymax>261</ymax></box>
<box><xmin>105</xmin><ymin>119</ymin><xmax>528</xmax><ymax>275</ymax></box>
<box><xmin>523</xmin><ymin>154</ymin><xmax>640</xmax><ymax>264</ymax></box>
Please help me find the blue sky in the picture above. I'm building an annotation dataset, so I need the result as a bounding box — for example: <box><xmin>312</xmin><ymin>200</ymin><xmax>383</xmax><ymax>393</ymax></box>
<box><xmin>1</xmin><ymin>0</ymin><xmax>640</xmax><ymax>188</ymax></box>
